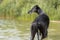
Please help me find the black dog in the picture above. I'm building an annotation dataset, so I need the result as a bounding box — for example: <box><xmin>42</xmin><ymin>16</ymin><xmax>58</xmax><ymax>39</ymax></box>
<box><xmin>28</xmin><ymin>5</ymin><xmax>50</xmax><ymax>40</ymax></box>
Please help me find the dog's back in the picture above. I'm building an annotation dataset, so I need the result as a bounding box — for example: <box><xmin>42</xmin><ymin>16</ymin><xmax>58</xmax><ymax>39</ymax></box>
<box><xmin>33</xmin><ymin>14</ymin><xmax>49</xmax><ymax>26</ymax></box>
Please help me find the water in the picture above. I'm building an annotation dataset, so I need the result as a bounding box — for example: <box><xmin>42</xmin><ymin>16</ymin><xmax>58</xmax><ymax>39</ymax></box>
<box><xmin>0</xmin><ymin>19</ymin><xmax>60</xmax><ymax>40</ymax></box>
<box><xmin>0</xmin><ymin>19</ymin><xmax>22</xmax><ymax>40</ymax></box>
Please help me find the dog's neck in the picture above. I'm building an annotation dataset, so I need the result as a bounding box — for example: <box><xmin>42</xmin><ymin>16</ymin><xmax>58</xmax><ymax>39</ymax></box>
<box><xmin>37</xmin><ymin>9</ymin><xmax>44</xmax><ymax>15</ymax></box>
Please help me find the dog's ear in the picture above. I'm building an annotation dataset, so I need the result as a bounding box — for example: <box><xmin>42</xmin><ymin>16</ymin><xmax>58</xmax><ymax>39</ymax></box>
<box><xmin>35</xmin><ymin>5</ymin><xmax>40</xmax><ymax>9</ymax></box>
<box><xmin>35</xmin><ymin>5</ymin><xmax>39</xmax><ymax>7</ymax></box>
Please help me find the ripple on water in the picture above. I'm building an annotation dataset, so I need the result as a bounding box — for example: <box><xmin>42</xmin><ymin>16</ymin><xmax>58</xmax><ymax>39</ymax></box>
<box><xmin>0</xmin><ymin>29</ymin><xmax>22</xmax><ymax>40</ymax></box>
<box><xmin>0</xmin><ymin>19</ymin><xmax>22</xmax><ymax>40</ymax></box>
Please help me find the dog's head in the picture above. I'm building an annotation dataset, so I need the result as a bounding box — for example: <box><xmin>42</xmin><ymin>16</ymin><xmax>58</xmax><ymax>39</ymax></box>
<box><xmin>28</xmin><ymin>5</ymin><xmax>41</xmax><ymax>14</ymax></box>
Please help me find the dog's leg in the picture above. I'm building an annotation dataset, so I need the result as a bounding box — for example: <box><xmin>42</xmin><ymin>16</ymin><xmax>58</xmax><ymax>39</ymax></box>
<box><xmin>37</xmin><ymin>30</ymin><xmax>39</xmax><ymax>40</ymax></box>
<box><xmin>41</xmin><ymin>29</ymin><xmax>48</xmax><ymax>39</ymax></box>
<box><xmin>30</xmin><ymin>25</ymin><xmax>37</xmax><ymax>40</ymax></box>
